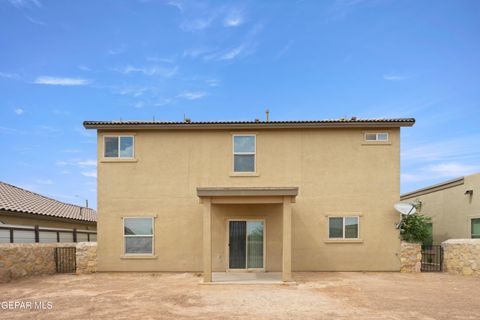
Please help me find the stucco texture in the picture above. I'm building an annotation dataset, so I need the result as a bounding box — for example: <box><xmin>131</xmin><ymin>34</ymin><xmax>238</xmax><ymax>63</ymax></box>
<box><xmin>96</xmin><ymin>128</ymin><xmax>402</xmax><ymax>272</ymax></box>
<box><xmin>402</xmin><ymin>173</ymin><xmax>480</xmax><ymax>243</ymax></box>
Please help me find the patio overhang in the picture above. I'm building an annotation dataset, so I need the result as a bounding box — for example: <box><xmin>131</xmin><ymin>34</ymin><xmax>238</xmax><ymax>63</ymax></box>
<box><xmin>196</xmin><ymin>187</ymin><xmax>298</xmax><ymax>204</ymax></box>
<box><xmin>197</xmin><ymin>186</ymin><xmax>297</xmax><ymax>283</ymax></box>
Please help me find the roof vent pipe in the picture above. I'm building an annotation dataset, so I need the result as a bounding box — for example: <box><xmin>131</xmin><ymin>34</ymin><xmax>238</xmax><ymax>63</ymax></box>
<box><xmin>265</xmin><ymin>108</ymin><xmax>270</xmax><ymax>122</ymax></box>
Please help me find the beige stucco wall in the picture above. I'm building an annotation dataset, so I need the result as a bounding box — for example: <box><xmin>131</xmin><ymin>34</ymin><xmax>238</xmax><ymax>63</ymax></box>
<box><xmin>0</xmin><ymin>211</ymin><xmax>96</xmax><ymax>230</ymax></box>
<box><xmin>402</xmin><ymin>173</ymin><xmax>480</xmax><ymax>243</ymax></box>
<box><xmin>96</xmin><ymin>127</ymin><xmax>402</xmax><ymax>272</ymax></box>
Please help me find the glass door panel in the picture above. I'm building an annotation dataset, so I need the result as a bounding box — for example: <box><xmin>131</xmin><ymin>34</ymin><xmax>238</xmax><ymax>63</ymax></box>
<box><xmin>247</xmin><ymin>221</ymin><xmax>264</xmax><ymax>268</ymax></box>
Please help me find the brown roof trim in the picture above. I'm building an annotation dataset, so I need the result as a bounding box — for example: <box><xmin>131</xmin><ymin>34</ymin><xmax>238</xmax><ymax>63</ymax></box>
<box><xmin>84</xmin><ymin>118</ymin><xmax>415</xmax><ymax>130</ymax></box>
<box><xmin>0</xmin><ymin>209</ymin><xmax>96</xmax><ymax>225</ymax></box>
<box><xmin>400</xmin><ymin>177</ymin><xmax>464</xmax><ymax>200</ymax></box>
<box><xmin>197</xmin><ymin>187</ymin><xmax>298</xmax><ymax>197</ymax></box>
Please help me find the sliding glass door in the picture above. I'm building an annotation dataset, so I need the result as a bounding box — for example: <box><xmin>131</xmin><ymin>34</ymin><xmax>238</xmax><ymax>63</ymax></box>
<box><xmin>228</xmin><ymin>220</ymin><xmax>264</xmax><ymax>270</ymax></box>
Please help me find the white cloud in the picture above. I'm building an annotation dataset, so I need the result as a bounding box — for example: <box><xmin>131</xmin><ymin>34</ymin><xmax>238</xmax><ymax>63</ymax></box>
<box><xmin>81</xmin><ymin>171</ymin><xmax>97</xmax><ymax>178</ymax></box>
<box><xmin>223</xmin><ymin>9</ymin><xmax>244</xmax><ymax>27</ymax></box>
<box><xmin>116</xmin><ymin>65</ymin><xmax>178</xmax><ymax>77</ymax></box>
<box><xmin>177</xmin><ymin>91</ymin><xmax>207</xmax><ymax>100</ymax></box>
<box><xmin>34</xmin><ymin>76</ymin><xmax>90</xmax><ymax>86</ymax></box>
<box><xmin>167</xmin><ymin>1</ymin><xmax>245</xmax><ymax>31</ymax></box>
<box><xmin>77</xmin><ymin>160</ymin><xmax>97</xmax><ymax>167</ymax></box>
<box><xmin>0</xmin><ymin>72</ymin><xmax>20</xmax><ymax>79</ymax></box>
<box><xmin>219</xmin><ymin>46</ymin><xmax>245</xmax><ymax>60</ymax></box>
<box><xmin>328</xmin><ymin>0</ymin><xmax>374</xmax><ymax>20</ymax></box>
<box><xmin>8</xmin><ymin>0</ymin><xmax>41</xmax><ymax>9</ymax></box>
<box><xmin>383</xmin><ymin>74</ymin><xmax>410</xmax><ymax>81</ymax></box>
<box><xmin>25</xmin><ymin>15</ymin><xmax>45</xmax><ymax>25</ymax></box>
<box><xmin>205</xmin><ymin>79</ymin><xmax>220</xmax><ymax>87</ymax></box>
<box><xmin>402</xmin><ymin>163</ymin><xmax>480</xmax><ymax>184</ymax></box>
<box><xmin>0</xmin><ymin>126</ymin><xmax>26</xmax><ymax>135</ymax></box>
<box><xmin>78</xmin><ymin>65</ymin><xmax>91</xmax><ymax>71</ymax></box>
<box><xmin>134</xmin><ymin>101</ymin><xmax>145</xmax><ymax>109</ymax></box>
<box><xmin>428</xmin><ymin>163</ymin><xmax>480</xmax><ymax>177</ymax></box>
<box><xmin>74</xmin><ymin>126</ymin><xmax>95</xmax><ymax>137</ymax></box>
<box><xmin>14</xmin><ymin>108</ymin><xmax>24</xmax><ymax>115</ymax></box>
<box><xmin>116</xmin><ymin>86</ymin><xmax>149</xmax><ymax>97</ymax></box>
<box><xmin>402</xmin><ymin>135</ymin><xmax>480</xmax><ymax>163</ymax></box>
<box><xmin>56</xmin><ymin>159</ymin><xmax>97</xmax><ymax>168</ymax></box>
<box><xmin>108</xmin><ymin>46</ymin><xmax>126</xmax><ymax>55</ymax></box>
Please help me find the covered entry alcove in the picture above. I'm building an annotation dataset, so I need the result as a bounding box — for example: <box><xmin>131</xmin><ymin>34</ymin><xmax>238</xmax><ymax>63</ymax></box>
<box><xmin>197</xmin><ymin>187</ymin><xmax>298</xmax><ymax>283</ymax></box>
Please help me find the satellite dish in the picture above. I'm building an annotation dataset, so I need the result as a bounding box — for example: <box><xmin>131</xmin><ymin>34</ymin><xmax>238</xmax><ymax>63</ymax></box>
<box><xmin>394</xmin><ymin>202</ymin><xmax>416</xmax><ymax>215</ymax></box>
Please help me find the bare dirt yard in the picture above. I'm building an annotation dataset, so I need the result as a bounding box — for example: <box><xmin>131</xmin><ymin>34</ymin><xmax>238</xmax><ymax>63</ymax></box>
<box><xmin>1</xmin><ymin>272</ymin><xmax>479</xmax><ymax>320</ymax></box>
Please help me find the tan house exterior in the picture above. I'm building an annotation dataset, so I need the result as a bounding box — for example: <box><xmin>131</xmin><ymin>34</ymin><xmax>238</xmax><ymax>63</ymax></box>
<box><xmin>84</xmin><ymin>118</ymin><xmax>415</xmax><ymax>282</ymax></box>
<box><xmin>401</xmin><ymin>173</ymin><xmax>480</xmax><ymax>244</ymax></box>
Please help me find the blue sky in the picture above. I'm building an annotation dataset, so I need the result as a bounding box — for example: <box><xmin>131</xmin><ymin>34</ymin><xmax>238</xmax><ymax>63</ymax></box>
<box><xmin>1</xmin><ymin>0</ymin><xmax>479</xmax><ymax>209</ymax></box>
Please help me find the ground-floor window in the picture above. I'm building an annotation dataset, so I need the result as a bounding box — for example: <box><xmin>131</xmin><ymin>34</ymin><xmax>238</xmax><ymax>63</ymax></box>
<box><xmin>472</xmin><ymin>218</ymin><xmax>480</xmax><ymax>239</ymax></box>
<box><xmin>329</xmin><ymin>216</ymin><xmax>359</xmax><ymax>239</ymax></box>
<box><xmin>123</xmin><ymin>217</ymin><xmax>154</xmax><ymax>254</ymax></box>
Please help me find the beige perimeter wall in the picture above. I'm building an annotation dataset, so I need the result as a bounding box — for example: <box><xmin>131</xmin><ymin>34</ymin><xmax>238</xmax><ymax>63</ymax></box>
<box><xmin>97</xmin><ymin>127</ymin><xmax>402</xmax><ymax>272</ymax></box>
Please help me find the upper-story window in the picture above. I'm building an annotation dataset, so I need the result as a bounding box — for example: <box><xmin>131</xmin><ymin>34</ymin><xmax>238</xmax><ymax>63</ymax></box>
<box><xmin>104</xmin><ymin>136</ymin><xmax>134</xmax><ymax>158</ymax></box>
<box><xmin>365</xmin><ymin>132</ymin><xmax>389</xmax><ymax>142</ymax></box>
<box><xmin>233</xmin><ymin>135</ymin><xmax>256</xmax><ymax>172</ymax></box>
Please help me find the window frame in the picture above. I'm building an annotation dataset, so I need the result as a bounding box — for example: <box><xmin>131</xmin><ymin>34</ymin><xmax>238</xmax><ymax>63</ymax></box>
<box><xmin>103</xmin><ymin>135</ymin><xmax>135</xmax><ymax>159</ymax></box>
<box><xmin>364</xmin><ymin>132</ymin><xmax>389</xmax><ymax>142</ymax></box>
<box><xmin>328</xmin><ymin>216</ymin><xmax>360</xmax><ymax>240</ymax></box>
<box><xmin>471</xmin><ymin>218</ymin><xmax>480</xmax><ymax>239</ymax></box>
<box><xmin>232</xmin><ymin>134</ymin><xmax>256</xmax><ymax>173</ymax></box>
<box><xmin>123</xmin><ymin>216</ymin><xmax>154</xmax><ymax>256</ymax></box>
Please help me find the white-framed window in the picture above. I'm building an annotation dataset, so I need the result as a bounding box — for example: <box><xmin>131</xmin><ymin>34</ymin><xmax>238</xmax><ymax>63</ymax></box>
<box><xmin>329</xmin><ymin>216</ymin><xmax>359</xmax><ymax>239</ymax></box>
<box><xmin>233</xmin><ymin>134</ymin><xmax>256</xmax><ymax>173</ymax></box>
<box><xmin>364</xmin><ymin>132</ymin><xmax>389</xmax><ymax>142</ymax></box>
<box><xmin>123</xmin><ymin>217</ymin><xmax>154</xmax><ymax>255</ymax></box>
<box><xmin>104</xmin><ymin>135</ymin><xmax>134</xmax><ymax>158</ymax></box>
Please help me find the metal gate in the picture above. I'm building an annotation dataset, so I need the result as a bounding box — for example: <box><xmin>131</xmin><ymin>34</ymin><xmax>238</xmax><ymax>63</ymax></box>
<box><xmin>421</xmin><ymin>245</ymin><xmax>443</xmax><ymax>272</ymax></box>
<box><xmin>55</xmin><ymin>247</ymin><xmax>76</xmax><ymax>273</ymax></box>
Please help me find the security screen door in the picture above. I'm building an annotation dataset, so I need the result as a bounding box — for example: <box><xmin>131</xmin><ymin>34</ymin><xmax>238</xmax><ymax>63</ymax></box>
<box><xmin>228</xmin><ymin>220</ymin><xmax>264</xmax><ymax>270</ymax></box>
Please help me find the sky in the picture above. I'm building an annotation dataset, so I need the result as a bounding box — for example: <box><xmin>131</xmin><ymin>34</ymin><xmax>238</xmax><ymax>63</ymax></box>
<box><xmin>1</xmin><ymin>0</ymin><xmax>479</xmax><ymax>209</ymax></box>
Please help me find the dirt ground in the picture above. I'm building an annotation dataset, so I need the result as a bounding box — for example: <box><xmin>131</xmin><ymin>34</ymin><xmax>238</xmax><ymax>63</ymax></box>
<box><xmin>0</xmin><ymin>272</ymin><xmax>479</xmax><ymax>320</ymax></box>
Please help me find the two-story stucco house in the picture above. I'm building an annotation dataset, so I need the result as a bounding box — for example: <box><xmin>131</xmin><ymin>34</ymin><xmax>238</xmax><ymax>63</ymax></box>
<box><xmin>84</xmin><ymin>118</ymin><xmax>415</xmax><ymax>282</ymax></box>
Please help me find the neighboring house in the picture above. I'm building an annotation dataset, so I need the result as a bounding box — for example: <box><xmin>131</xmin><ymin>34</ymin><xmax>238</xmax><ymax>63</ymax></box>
<box><xmin>84</xmin><ymin>118</ymin><xmax>415</xmax><ymax>282</ymax></box>
<box><xmin>401</xmin><ymin>173</ymin><xmax>480</xmax><ymax>244</ymax></box>
<box><xmin>0</xmin><ymin>181</ymin><xmax>97</xmax><ymax>243</ymax></box>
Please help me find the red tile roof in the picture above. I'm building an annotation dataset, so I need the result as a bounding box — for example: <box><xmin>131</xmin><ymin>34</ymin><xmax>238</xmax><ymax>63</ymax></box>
<box><xmin>0</xmin><ymin>181</ymin><xmax>97</xmax><ymax>222</ymax></box>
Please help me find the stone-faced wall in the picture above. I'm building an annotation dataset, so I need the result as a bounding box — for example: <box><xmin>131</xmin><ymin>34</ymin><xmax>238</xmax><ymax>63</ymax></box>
<box><xmin>0</xmin><ymin>242</ymin><xmax>97</xmax><ymax>283</ymax></box>
<box><xmin>442</xmin><ymin>239</ymin><xmax>480</xmax><ymax>276</ymax></box>
<box><xmin>76</xmin><ymin>242</ymin><xmax>97</xmax><ymax>274</ymax></box>
<box><xmin>0</xmin><ymin>243</ymin><xmax>76</xmax><ymax>283</ymax></box>
<box><xmin>400</xmin><ymin>241</ymin><xmax>422</xmax><ymax>272</ymax></box>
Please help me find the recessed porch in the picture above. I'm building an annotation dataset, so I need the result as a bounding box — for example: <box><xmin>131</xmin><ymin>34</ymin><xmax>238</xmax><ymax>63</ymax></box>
<box><xmin>197</xmin><ymin>187</ymin><xmax>298</xmax><ymax>284</ymax></box>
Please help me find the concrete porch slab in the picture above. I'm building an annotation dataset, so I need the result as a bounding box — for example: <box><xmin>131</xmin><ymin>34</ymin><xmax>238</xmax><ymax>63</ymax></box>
<box><xmin>201</xmin><ymin>272</ymin><xmax>295</xmax><ymax>285</ymax></box>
